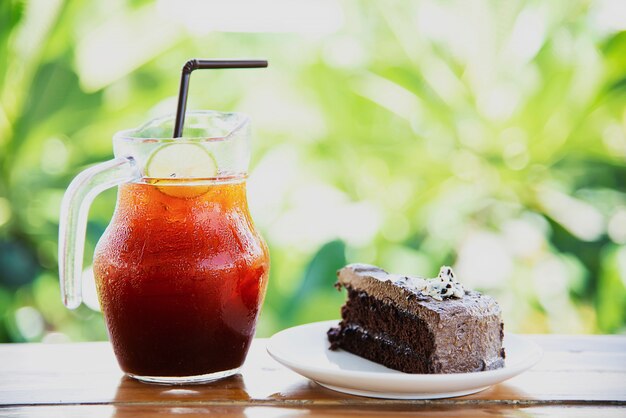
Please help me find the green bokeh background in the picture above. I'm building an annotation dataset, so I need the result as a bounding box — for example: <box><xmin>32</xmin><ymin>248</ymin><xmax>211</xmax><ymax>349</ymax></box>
<box><xmin>1</xmin><ymin>0</ymin><xmax>626</xmax><ymax>343</ymax></box>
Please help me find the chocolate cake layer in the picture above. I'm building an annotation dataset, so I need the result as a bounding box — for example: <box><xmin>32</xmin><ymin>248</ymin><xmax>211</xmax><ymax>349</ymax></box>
<box><xmin>328</xmin><ymin>264</ymin><xmax>505</xmax><ymax>374</ymax></box>
<box><xmin>328</xmin><ymin>289</ymin><xmax>435</xmax><ymax>373</ymax></box>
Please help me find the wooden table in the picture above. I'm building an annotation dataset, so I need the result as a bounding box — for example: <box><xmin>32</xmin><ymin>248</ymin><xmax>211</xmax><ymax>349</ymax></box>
<box><xmin>1</xmin><ymin>336</ymin><xmax>625</xmax><ymax>417</ymax></box>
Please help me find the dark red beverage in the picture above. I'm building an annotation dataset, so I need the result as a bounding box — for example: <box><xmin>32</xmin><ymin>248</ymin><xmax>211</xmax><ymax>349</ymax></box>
<box><xmin>93</xmin><ymin>180</ymin><xmax>269</xmax><ymax>379</ymax></box>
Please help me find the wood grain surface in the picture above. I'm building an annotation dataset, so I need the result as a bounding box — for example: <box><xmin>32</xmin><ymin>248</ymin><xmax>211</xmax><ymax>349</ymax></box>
<box><xmin>1</xmin><ymin>335</ymin><xmax>625</xmax><ymax>417</ymax></box>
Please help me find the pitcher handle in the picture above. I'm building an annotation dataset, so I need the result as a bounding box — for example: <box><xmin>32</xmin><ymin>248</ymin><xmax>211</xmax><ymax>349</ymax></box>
<box><xmin>58</xmin><ymin>157</ymin><xmax>140</xmax><ymax>309</ymax></box>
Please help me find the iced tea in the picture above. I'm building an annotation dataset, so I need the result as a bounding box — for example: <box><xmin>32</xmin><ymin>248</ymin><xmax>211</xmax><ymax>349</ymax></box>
<box><xmin>93</xmin><ymin>179</ymin><xmax>269</xmax><ymax>378</ymax></box>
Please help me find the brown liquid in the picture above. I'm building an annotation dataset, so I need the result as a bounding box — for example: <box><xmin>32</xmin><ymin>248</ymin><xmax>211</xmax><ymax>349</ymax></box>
<box><xmin>93</xmin><ymin>180</ymin><xmax>269</xmax><ymax>377</ymax></box>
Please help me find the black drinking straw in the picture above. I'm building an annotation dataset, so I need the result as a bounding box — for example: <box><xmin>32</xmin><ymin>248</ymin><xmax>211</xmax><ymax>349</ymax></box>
<box><xmin>173</xmin><ymin>59</ymin><xmax>269</xmax><ymax>138</ymax></box>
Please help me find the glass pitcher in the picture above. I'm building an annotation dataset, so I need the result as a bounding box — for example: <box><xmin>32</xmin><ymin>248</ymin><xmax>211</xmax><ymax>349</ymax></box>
<box><xmin>59</xmin><ymin>111</ymin><xmax>270</xmax><ymax>384</ymax></box>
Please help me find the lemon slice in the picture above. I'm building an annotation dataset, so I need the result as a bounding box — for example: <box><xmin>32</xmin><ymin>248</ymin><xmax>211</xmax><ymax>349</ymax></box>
<box><xmin>146</xmin><ymin>143</ymin><xmax>217</xmax><ymax>178</ymax></box>
<box><xmin>145</xmin><ymin>143</ymin><xmax>217</xmax><ymax>198</ymax></box>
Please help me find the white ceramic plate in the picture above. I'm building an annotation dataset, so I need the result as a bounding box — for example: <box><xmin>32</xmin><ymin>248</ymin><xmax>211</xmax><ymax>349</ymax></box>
<box><xmin>267</xmin><ymin>320</ymin><xmax>542</xmax><ymax>399</ymax></box>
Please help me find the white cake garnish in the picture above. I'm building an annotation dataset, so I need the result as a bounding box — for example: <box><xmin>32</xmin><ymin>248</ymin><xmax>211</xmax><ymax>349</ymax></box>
<box><xmin>391</xmin><ymin>266</ymin><xmax>465</xmax><ymax>301</ymax></box>
<box><xmin>425</xmin><ymin>266</ymin><xmax>465</xmax><ymax>301</ymax></box>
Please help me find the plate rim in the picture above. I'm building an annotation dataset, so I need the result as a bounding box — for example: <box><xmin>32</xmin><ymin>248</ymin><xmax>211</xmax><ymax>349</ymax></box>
<box><xmin>266</xmin><ymin>320</ymin><xmax>543</xmax><ymax>383</ymax></box>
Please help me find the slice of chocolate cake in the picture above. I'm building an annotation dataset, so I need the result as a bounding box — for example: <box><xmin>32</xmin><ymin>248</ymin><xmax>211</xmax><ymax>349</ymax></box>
<box><xmin>328</xmin><ymin>264</ymin><xmax>505</xmax><ymax>374</ymax></box>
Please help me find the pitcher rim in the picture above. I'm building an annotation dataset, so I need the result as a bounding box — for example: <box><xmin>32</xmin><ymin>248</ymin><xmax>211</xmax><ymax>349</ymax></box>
<box><xmin>113</xmin><ymin>110</ymin><xmax>250</xmax><ymax>143</ymax></box>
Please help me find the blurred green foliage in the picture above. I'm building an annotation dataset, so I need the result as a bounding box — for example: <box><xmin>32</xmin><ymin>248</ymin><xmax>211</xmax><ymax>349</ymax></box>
<box><xmin>1</xmin><ymin>0</ymin><xmax>626</xmax><ymax>343</ymax></box>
